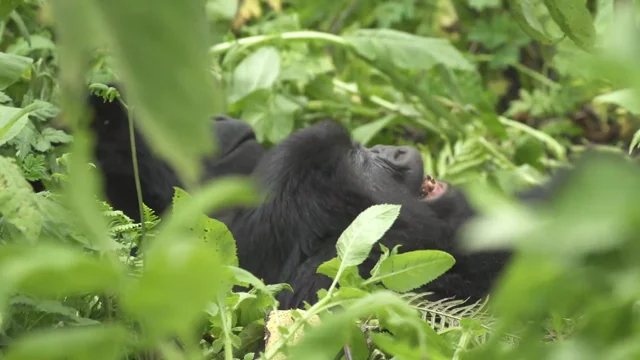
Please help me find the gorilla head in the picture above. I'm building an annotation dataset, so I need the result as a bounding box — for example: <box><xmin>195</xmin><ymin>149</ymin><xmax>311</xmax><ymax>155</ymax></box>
<box><xmin>228</xmin><ymin>121</ymin><xmax>506</xmax><ymax>309</ymax></box>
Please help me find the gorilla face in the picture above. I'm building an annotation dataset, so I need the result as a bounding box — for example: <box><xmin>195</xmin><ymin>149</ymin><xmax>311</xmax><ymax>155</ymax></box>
<box><xmin>352</xmin><ymin>143</ymin><xmax>448</xmax><ymax>202</ymax></box>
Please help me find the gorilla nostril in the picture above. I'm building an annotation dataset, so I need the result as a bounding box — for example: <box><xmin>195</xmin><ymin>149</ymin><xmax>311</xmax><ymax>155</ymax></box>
<box><xmin>394</xmin><ymin>148</ymin><xmax>406</xmax><ymax>160</ymax></box>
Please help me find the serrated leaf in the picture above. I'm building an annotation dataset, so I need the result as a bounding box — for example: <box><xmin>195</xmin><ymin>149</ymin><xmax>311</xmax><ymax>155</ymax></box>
<box><xmin>0</xmin><ymin>51</ymin><xmax>32</xmax><ymax>89</ymax></box>
<box><xmin>3</xmin><ymin>325</ymin><xmax>128</xmax><ymax>360</ymax></box>
<box><xmin>543</xmin><ymin>0</ymin><xmax>596</xmax><ymax>51</ymax></box>
<box><xmin>229</xmin><ymin>46</ymin><xmax>281</xmax><ymax>104</ymax></box>
<box><xmin>374</xmin><ymin>250</ymin><xmax>455</xmax><ymax>292</ymax></box>
<box><xmin>337</xmin><ymin>204</ymin><xmax>401</xmax><ymax>267</ymax></box>
<box><xmin>172</xmin><ymin>187</ymin><xmax>238</xmax><ymax>267</ymax></box>
<box><xmin>345</xmin><ymin>29</ymin><xmax>474</xmax><ymax>72</ymax></box>
<box><xmin>42</xmin><ymin>127</ymin><xmax>74</xmax><ymax>144</ymax></box>
<box><xmin>0</xmin><ymin>102</ymin><xmax>49</xmax><ymax>146</ymax></box>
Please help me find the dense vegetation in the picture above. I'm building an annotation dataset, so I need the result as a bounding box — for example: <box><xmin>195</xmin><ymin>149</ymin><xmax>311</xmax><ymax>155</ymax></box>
<box><xmin>1</xmin><ymin>0</ymin><xmax>640</xmax><ymax>359</ymax></box>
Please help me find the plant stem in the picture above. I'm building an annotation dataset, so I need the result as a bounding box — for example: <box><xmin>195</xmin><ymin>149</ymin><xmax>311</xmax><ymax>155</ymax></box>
<box><xmin>209</xmin><ymin>30</ymin><xmax>349</xmax><ymax>55</ymax></box>
<box><xmin>122</xmin><ymin>101</ymin><xmax>146</xmax><ymax>243</ymax></box>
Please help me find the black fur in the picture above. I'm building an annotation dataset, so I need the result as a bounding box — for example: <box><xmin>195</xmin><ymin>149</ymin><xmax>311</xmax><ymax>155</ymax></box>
<box><xmin>224</xmin><ymin>121</ymin><xmax>511</xmax><ymax>309</ymax></box>
<box><xmin>88</xmin><ymin>87</ymin><xmax>265</xmax><ymax>221</ymax></box>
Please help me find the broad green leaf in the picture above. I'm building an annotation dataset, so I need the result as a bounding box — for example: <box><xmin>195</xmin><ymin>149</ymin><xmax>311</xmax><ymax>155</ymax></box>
<box><xmin>511</xmin><ymin>0</ymin><xmax>556</xmax><ymax>43</ymax></box>
<box><xmin>373</xmin><ymin>250</ymin><xmax>455</xmax><ymax>292</ymax></box>
<box><xmin>158</xmin><ymin>176</ymin><xmax>260</xmax><ymax>239</ymax></box>
<box><xmin>229</xmin><ymin>46</ymin><xmax>281</xmax><ymax>104</ymax></box>
<box><xmin>172</xmin><ymin>188</ymin><xmax>238</xmax><ymax>267</ymax></box>
<box><xmin>3</xmin><ymin>325</ymin><xmax>128</xmax><ymax>360</ymax></box>
<box><xmin>0</xmin><ymin>156</ymin><xmax>42</xmax><ymax>241</ymax></box>
<box><xmin>6</xmin><ymin>35</ymin><xmax>56</xmax><ymax>56</ymax></box>
<box><xmin>0</xmin><ymin>51</ymin><xmax>32</xmax><ymax>89</ymax></box>
<box><xmin>241</xmin><ymin>91</ymin><xmax>300</xmax><ymax>143</ymax></box>
<box><xmin>345</xmin><ymin>29</ymin><xmax>474</xmax><ymax>72</ymax></box>
<box><xmin>0</xmin><ymin>102</ymin><xmax>60</xmax><ymax>146</ymax></box>
<box><xmin>230</xmin><ymin>266</ymin><xmax>270</xmax><ymax>291</ymax></box>
<box><xmin>468</xmin><ymin>0</ymin><xmax>500</xmax><ymax>10</ymax></box>
<box><xmin>337</xmin><ymin>204</ymin><xmax>401</xmax><ymax>267</ymax></box>
<box><xmin>75</xmin><ymin>0</ymin><xmax>220</xmax><ymax>183</ymax></box>
<box><xmin>0</xmin><ymin>244</ymin><xmax>124</xmax><ymax>297</ymax></box>
<box><xmin>351</xmin><ymin>115</ymin><xmax>395</xmax><ymax>146</ymax></box>
<box><xmin>121</xmin><ymin>239</ymin><xmax>233</xmax><ymax>340</ymax></box>
<box><xmin>594</xmin><ymin>88</ymin><xmax>640</xmax><ymax>115</ymax></box>
<box><xmin>0</xmin><ymin>0</ymin><xmax>22</xmax><ymax>21</ymax></box>
<box><xmin>543</xmin><ymin>0</ymin><xmax>596</xmax><ymax>50</ymax></box>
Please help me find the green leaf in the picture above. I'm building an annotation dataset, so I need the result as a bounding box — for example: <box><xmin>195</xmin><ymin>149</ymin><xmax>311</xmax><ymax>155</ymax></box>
<box><xmin>345</xmin><ymin>29</ymin><xmax>474</xmax><ymax>72</ymax></box>
<box><xmin>287</xmin><ymin>292</ymin><xmax>416</xmax><ymax>360</ymax></box>
<box><xmin>0</xmin><ymin>102</ymin><xmax>48</xmax><ymax>146</ymax></box>
<box><xmin>337</xmin><ymin>204</ymin><xmax>401</xmax><ymax>267</ymax></box>
<box><xmin>511</xmin><ymin>0</ymin><xmax>555</xmax><ymax>43</ymax></box>
<box><xmin>0</xmin><ymin>244</ymin><xmax>124</xmax><ymax>298</ymax></box>
<box><xmin>0</xmin><ymin>52</ymin><xmax>32</xmax><ymax>89</ymax></box>
<box><xmin>54</xmin><ymin>0</ymin><xmax>222</xmax><ymax>182</ymax></box>
<box><xmin>3</xmin><ymin>325</ymin><xmax>128</xmax><ymax>360</ymax></box>
<box><xmin>0</xmin><ymin>0</ymin><xmax>22</xmax><ymax>21</ymax></box>
<box><xmin>351</xmin><ymin>115</ymin><xmax>395</xmax><ymax>146</ymax></box>
<box><xmin>229</xmin><ymin>46</ymin><xmax>281</xmax><ymax>104</ymax></box>
<box><xmin>630</xmin><ymin>129</ymin><xmax>640</xmax><ymax>154</ymax></box>
<box><xmin>6</xmin><ymin>35</ymin><xmax>56</xmax><ymax>56</ymax></box>
<box><xmin>121</xmin><ymin>238</ymin><xmax>233</xmax><ymax>340</ymax></box>
<box><xmin>594</xmin><ymin>88</ymin><xmax>640</xmax><ymax>115</ymax></box>
<box><xmin>373</xmin><ymin>250</ymin><xmax>455</xmax><ymax>292</ymax></box>
<box><xmin>543</xmin><ymin>0</ymin><xmax>596</xmax><ymax>51</ymax></box>
<box><xmin>317</xmin><ymin>257</ymin><xmax>365</xmax><ymax>287</ymax></box>
<box><xmin>0</xmin><ymin>156</ymin><xmax>43</xmax><ymax>240</ymax></box>
<box><xmin>41</xmin><ymin>127</ymin><xmax>74</xmax><ymax>144</ymax></box>
<box><xmin>172</xmin><ymin>187</ymin><xmax>239</xmax><ymax>267</ymax></box>
<box><xmin>241</xmin><ymin>91</ymin><xmax>300</xmax><ymax>143</ymax></box>
<box><xmin>468</xmin><ymin>0</ymin><xmax>501</xmax><ymax>11</ymax></box>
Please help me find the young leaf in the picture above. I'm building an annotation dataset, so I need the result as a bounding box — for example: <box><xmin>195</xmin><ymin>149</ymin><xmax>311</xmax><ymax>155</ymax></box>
<box><xmin>374</xmin><ymin>250</ymin><xmax>456</xmax><ymax>292</ymax></box>
<box><xmin>543</xmin><ymin>0</ymin><xmax>596</xmax><ymax>50</ymax></box>
<box><xmin>336</xmin><ymin>204</ymin><xmax>401</xmax><ymax>267</ymax></box>
<box><xmin>345</xmin><ymin>29</ymin><xmax>474</xmax><ymax>72</ymax></box>
<box><xmin>228</xmin><ymin>46</ymin><xmax>281</xmax><ymax>104</ymax></box>
<box><xmin>0</xmin><ymin>51</ymin><xmax>32</xmax><ymax>89</ymax></box>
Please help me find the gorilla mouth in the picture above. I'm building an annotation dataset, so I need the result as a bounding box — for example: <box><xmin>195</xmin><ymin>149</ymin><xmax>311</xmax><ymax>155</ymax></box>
<box><xmin>419</xmin><ymin>175</ymin><xmax>447</xmax><ymax>200</ymax></box>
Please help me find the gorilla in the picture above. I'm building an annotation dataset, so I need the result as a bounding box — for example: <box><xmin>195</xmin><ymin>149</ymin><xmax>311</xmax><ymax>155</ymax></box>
<box><xmin>87</xmin><ymin>85</ymin><xmax>558</xmax><ymax>309</ymax></box>
<box><xmin>87</xmin><ymin>85</ymin><xmax>265</xmax><ymax>222</ymax></box>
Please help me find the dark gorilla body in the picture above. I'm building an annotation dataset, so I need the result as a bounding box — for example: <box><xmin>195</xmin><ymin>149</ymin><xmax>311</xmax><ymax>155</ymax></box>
<box><xmin>87</xmin><ymin>86</ymin><xmax>265</xmax><ymax>222</ymax></box>
<box><xmin>89</xmin><ymin>88</ymin><xmax>549</xmax><ymax>309</ymax></box>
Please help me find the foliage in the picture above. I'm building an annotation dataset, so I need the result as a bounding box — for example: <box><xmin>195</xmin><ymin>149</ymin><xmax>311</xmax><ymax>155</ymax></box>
<box><xmin>0</xmin><ymin>0</ymin><xmax>640</xmax><ymax>359</ymax></box>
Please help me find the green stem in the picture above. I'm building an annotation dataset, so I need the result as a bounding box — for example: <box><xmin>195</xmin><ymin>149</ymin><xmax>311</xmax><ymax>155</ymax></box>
<box><xmin>121</xmin><ymin>101</ymin><xmax>146</xmax><ymax>245</ymax></box>
<box><xmin>209</xmin><ymin>30</ymin><xmax>349</xmax><ymax>54</ymax></box>
<box><xmin>471</xmin><ymin>54</ymin><xmax>559</xmax><ymax>89</ymax></box>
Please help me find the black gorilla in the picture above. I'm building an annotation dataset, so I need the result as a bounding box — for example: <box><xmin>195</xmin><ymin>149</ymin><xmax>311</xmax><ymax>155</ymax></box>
<box><xmin>88</xmin><ymin>86</ymin><xmax>554</xmax><ymax>309</ymax></box>
<box><xmin>223</xmin><ymin>121</ymin><xmax>513</xmax><ymax>308</ymax></box>
<box><xmin>87</xmin><ymin>85</ymin><xmax>265</xmax><ymax>221</ymax></box>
